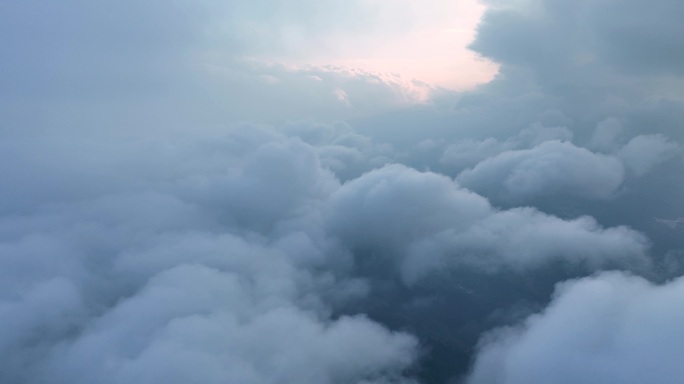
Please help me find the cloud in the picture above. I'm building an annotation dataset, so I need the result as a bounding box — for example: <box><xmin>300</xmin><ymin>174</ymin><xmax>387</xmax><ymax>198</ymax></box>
<box><xmin>208</xmin><ymin>0</ymin><xmax>497</xmax><ymax>89</ymax></box>
<box><xmin>467</xmin><ymin>0</ymin><xmax>684</xmax><ymax>141</ymax></box>
<box><xmin>325</xmin><ymin>164</ymin><xmax>649</xmax><ymax>284</ymax></box>
<box><xmin>618</xmin><ymin>134</ymin><xmax>681</xmax><ymax>177</ymax></box>
<box><xmin>589</xmin><ymin>0</ymin><xmax>684</xmax><ymax>77</ymax></box>
<box><xmin>440</xmin><ymin>124</ymin><xmax>574</xmax><ymax>171</ymax></box>
<box><xmin>0</xmin><ymin>126</ymin><xmax>422</xmax><ymax>383</ymax></box>
<box><xmin>1</xmin><ymin>0</ymin><xmax>469</xmax><ymax>140</ymax></box>
<box><xmin>467</xmin><ymin>272</ymin><xmax>684</xmax><ymax>384</ymax></box>
<box><xmin>41</xmin><ymin>265</ymin><xmax>418</xmax><ymax>384</ymax></box>
<box><xmin>588</xmin><ymin>118</ymin><xmax>625</xmax><ymax>152</ymax></box>
<box><xmin>0</xmin><ymin>121</ymin><xmax>656</xmax><ymax>382</ymax></box>
<box><xmin>1</xmin><ymin>0</ymin><xmax>683</xmax><ymax>382</ymax></box>
<box><xmin>456</xmin><ymin>141</ymin><xmax>626</xmax><ymax>202</ymax></box>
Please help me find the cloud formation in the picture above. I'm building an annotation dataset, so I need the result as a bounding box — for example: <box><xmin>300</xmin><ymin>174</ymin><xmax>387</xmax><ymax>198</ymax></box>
<box><xmin>0</xmin><ymin>123</ymin><xmax>655</xmax><ymax>383</ymax></box>
<box><xmin>456</xmin><ymin>140</ymin><xmax>625</xmax><ymax>202</ymax></box>
<box><xmin>1</xmin><ymin>0</ymin><xmax>683</xmax><ymax>383</ymax></box>
<box><xmin>326</xmin><ymin>164</ymin><xmax>648</xmax><ymax>283</ymax></box>
<box><xmin>0</xmin><ymin>128</ymin><xmax>423</xmax><ymax>384</ymax></box>
<box><xmin>467</xmin><ymin>272</ymin><xmax>684</xmax><ymax>384</ymax></box>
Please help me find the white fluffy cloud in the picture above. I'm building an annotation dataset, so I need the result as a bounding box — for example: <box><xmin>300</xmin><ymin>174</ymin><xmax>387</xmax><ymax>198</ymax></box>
<box><xmin>0</xmin><ymin>127</ymin><xmax>422</xmax><ymax>384</ymax></box>
<box><xmin>467</xmin><ymin>272</ymin><xmax>684</xmax><ymax>384</ymax></box>
<box><xmin>41</xmin><ymin>265</ymin><xmax>417</xmax><ymax>384</ymax></box>
<box><xmin>449</xmin><ymin>129</ymin><xmax>680</xmax><ymax>204</ymax></box>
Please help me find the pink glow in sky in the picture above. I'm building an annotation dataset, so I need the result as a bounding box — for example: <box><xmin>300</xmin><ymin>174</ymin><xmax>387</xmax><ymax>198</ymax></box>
<box><xmin>305</xmin><ymin>0</ymin><xmax>498</xmax><ymax>91</ymax></box>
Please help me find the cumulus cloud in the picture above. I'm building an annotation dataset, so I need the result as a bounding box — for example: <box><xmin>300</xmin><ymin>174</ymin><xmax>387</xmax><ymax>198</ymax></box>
<box><xmin>41</xmin><ymin>265</ymin><xmax>418</xmax><ymax>384</ymax></box>
<box><xmin>588</xmin><ymin>118</ymin><xmax>625</xmax><ymax>152</ymax></box>
<box><xmin>467</xmin><ymin>272</ymin><xmax>684</xmax><ymax>384</ymax></box>
<box><xmin>326</xmin><ymin>164</ymin><xmax>649</xmax><ymax>283</ymax></box>
<box><xmin>440</xmin><ymin>124</ymin><xmax>573</xmax><ymax>172</ymax></box>
<box><xmin>618</xmin><ymin>134</ymin><xmax>681</xmax><ymax>177</ymax></box>
<box><xmin>456</xmin><ymin>141</ymin><xmax>626</xmax><ymax>202</ymax></box>
<box><xmin>0</xmin><ymin>122</ymin><xmax>657</xmax><ymax>383</ymax></box>
<box><xmin>0</xmin><ymin>127</ymin><xmax>424</xmax><ymax>384</ymax></box>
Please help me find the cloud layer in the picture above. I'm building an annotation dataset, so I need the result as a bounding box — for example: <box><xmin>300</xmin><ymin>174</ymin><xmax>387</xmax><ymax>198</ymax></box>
<box><xmin>1</xmin><ymin>0</ymin><xmax>683</xmax><ymax>383</ymax></box>
<box><xmin>0</xmin><ymin>124</ymin><xmax>655</xmax><ymax>383</ymax></box>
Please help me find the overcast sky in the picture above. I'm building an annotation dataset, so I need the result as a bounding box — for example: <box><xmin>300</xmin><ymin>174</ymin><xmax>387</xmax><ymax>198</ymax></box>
<box><xmin>1</xmin><ymin>1</ymin><xmax>683</xmax><ymax>383</ymax></box>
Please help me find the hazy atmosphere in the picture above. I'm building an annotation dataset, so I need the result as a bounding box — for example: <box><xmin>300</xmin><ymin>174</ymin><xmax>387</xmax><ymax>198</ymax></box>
<box><xmin>1</xmin><ymin>0</ymin><xmax>683</xmax><ymax>383</ymax></box>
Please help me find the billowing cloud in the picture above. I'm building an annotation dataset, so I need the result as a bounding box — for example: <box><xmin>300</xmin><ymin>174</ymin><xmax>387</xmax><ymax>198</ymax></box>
<box><xmin>467</xmin><ymin>272</ymin><xmax>684</xmax><ymax>384</ymax></box>
<box><xmin>618</xmin><ymin>134</ymin><xmax>680</xmax><ymax>177</ymax></box>
<box><xmin>41</xmin><ymin>265</ymin><xmax>418</xmax><ymax>384</ymax></box>
<box><xmin>0</xmin><ymin>123</ymin><xmax>656</xmax><ymax>383</ymax></box>
<box><xmin>440</xmin><ymin>125</ymin><xmax>574</xmax><ymax>171</ymax></box>
<box><xmin>326</xmin><ymin>164</ymin><xmax>649</xmax><ymax>283</ymax></box>
<box><xmin>0</xmin><ymin>127</ymin><xmax>422</xmax><ymax>384</ymax></box>
<box><xmin>456</xmin><ymin>141</ymin><xmax>626</xmax><ymax>202</ymax></box>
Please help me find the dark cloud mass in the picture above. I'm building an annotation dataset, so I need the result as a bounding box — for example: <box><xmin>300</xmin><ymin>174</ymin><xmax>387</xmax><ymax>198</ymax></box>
<box><xmin>1</xmin><ymin>0</ymin><xmax>683</xmax><ymax>383</ymax></box>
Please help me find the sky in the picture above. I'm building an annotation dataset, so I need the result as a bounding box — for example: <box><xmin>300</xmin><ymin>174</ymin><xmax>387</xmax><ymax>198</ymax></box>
<box><xmin>1</xmin><ymin>1</ymin><xmax>683</xmax><ymax>383</ymax></box>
